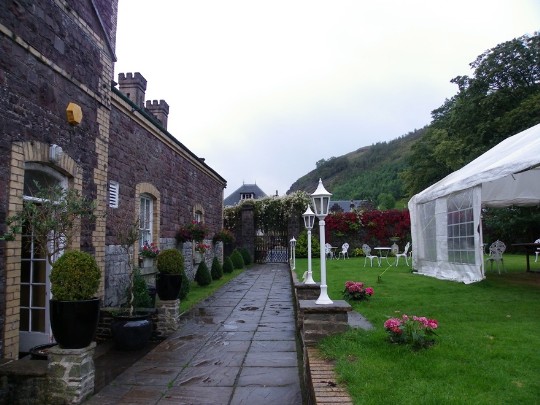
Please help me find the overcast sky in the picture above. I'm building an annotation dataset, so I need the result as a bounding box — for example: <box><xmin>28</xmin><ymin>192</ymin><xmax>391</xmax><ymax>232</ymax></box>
<box><xmin>114</xmin><ymin>0</ymin><xmax>539</xmax><ymax>198</ymax></box>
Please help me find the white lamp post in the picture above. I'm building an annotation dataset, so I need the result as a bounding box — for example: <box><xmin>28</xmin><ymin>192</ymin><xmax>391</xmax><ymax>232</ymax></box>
<box><xmin>311</xmin><ymin>178</ymin><xmax>333</xmax><ymax>304</ymax></box>
<box><xmin>290</xmin><ymin>237</ymin><xmax>296</xmax><ymax>270</ymax></box>
<box><xmin>302</xmin><ymin>206</ymin><xmax>316</xmax><ymax>284</ymax></box>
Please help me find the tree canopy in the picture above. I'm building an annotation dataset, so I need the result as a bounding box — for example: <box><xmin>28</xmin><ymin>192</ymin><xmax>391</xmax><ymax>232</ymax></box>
<box><xmin>401</xmin><ymin>32</ymin><xmax>540</xmax><ymax>196</ymax></box>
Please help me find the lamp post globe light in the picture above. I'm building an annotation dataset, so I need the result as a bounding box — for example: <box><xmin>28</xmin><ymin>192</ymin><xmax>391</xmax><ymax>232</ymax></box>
<box><xmin>290</xmin><ymin>237</ymin><xmax>296</xmax><ymax>270</ymax></box>
<box><xmin>302</xmin><ymin>206</ymin><xmax>316</xmax><ymax>285</ymax></box>
<box><xmin>311</xmin><ymin>178</ymin><xmax>333</xmax><ymax>304</ymax></box>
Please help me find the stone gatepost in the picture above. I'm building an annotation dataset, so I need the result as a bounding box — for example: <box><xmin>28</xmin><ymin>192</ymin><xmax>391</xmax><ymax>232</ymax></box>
<box><xmin>157</xmin><ymin>299</ymin><xmax>181</xmax><ymax>337</ymax></box>
<box><xmin>47</xmin><ymin>342</ymin><xmax>96</xmax><ymax>404</ymax></box>
<box><xmin>294</xmin><ymin>282</ymin><xmax>320</xmax><ymax>301</ymax></box>
<box><xmin>298</xmin><ymin>300</ymin><xmax>352</xmax><ymax>346</ymax></box>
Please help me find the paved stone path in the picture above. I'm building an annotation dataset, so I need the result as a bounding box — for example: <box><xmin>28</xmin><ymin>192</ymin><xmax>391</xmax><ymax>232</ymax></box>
<box><xmin>85</xmin><ymin>263</ymin><xmax>303</xmax><ymax>405</ymax></box>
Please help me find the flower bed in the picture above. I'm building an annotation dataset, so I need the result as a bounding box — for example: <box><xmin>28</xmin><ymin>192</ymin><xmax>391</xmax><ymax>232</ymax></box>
<box><xmin>342</xmin><ymin>281</ymin><xmax>374</xmax><ymax>301</ymax></box>
<box><xmin>384</xmin><ymin>314</ymin><xmax>438</xmax><ymax>350</ymax></box>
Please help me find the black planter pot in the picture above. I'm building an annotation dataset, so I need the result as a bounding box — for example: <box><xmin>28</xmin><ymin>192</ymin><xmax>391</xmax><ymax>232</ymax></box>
<box><xmin>49</xmin><ymin>298</ymin><xmax>100</xmax><ymax>349</ymax></box>
<box><xmin>111</xmin><ymin>313</ymin><xmax>152</xmax><ymax>350</ymax></box>
<box><xmin>29</xmin><ymin>343</ymin><xmax>58</xmax><ymax>360</ymax></box>
<box><xmin>156</xmin><ymin>273</ymin><xmax>182</xmax><ymax>300</ymax></box>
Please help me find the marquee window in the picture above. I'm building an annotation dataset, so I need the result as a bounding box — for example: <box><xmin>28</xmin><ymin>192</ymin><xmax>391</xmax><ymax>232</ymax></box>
<box><xmin>447</xmin><ymin>190</ymin><xmax>475</xmax><ymax>264</ymax></box>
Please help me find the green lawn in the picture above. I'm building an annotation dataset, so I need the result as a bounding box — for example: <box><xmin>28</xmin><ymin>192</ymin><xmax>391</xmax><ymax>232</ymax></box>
<box><xmin>294</xmin><ymin>254</ymin><xmax>540</xmax><ymax>405</ymax></box>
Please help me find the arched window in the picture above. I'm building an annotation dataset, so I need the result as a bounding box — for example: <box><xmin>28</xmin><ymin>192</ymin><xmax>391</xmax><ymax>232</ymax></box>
<box><xmin>139</xmin><ymin>194</ymin><xmax>154</xmax><ymax>246</ymax></box>
<box><xmin>193</xmin><ymin>203</ymin><xmax>205</xmax><ymax>224</ymax></box>
<box><xmin>20</xmin><ymin>163</ymin><xmax>67</xmax><ymax>352</ymax></box>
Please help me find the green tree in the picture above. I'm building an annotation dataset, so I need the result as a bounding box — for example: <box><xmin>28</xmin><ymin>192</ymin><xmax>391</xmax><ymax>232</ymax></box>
<box><xmin>403</xmin><ymin>32</ymin><xmax>540</xmax><ymax>197</ymax></box>
<box><xmin>377</xmin><ymin>193</ymin><xmax>396</xmax><ymax>210</ymax></box>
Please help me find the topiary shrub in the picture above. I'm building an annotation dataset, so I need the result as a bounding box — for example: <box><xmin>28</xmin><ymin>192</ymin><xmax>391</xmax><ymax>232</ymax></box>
<box><xmin>230</xmin><ymin>249</ymin><xmax>245</xmax><ymax>269</ymax></box>
<box><xmin>179</xmin><ymin>272</ymin><xmax>190</xmax><ymax>300</ymax></box>
<box><xmin>50</xmin><ymin>251</ymin><xmax>101</xmax><ymax>301</ymax></box>
<box><xmin>195</xmin><ymin>261</ymin><xmax>212</xmax><ymax>286</ymax></box>
<box><xmin>239</xmin><ymin>247</ymin><xmax>252</xmax><ymax>265</ymax></box>
<box><xmin>223</xmin><ymin>256</ymin><xmax>234</xmax><ymax>274</ymax></box>
<box><xmin>156</xmin><ymin>249</ymin><xmax>184</xmax><ymax>274</ymax></box>
<box><xmin>127</xmin><ymin>268</ymin><xmax>152</xmax><ymax>308</ymax></box>
<box><xmin>211</xmin><ymin>257</ymin><xmax>223</xmax><ymax>280</ymax></box>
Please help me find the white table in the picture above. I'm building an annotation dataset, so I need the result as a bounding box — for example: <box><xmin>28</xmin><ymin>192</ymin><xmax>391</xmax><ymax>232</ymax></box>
<box><xmin>374</xmin><ymin>247</ymin><xmax>392</xmax><ymax>266</ymax></box>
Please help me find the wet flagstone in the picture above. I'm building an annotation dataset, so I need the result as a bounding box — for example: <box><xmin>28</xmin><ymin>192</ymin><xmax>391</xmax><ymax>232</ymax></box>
<box><xmin>86</xmin><ymin>264</ymin><xmax>302</xmax><ymax>405</ymax></box>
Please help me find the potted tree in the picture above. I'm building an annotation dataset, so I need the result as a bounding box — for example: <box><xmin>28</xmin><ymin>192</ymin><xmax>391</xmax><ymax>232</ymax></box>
<box><xmin>155</xmin><ymin>249</ymin><xmax>184</xmax><ymax>300</ymax></box>
<box><xmin>2</xmin><ymin>183</ymin><xmax>99</xmax><ymax>349</ymax></box>
<box><xmin>110</xmin><ymin>212</ymin><xmax>153</xmax><ymax>350</ymax></box>
<box><xmin>49</xmin><ymin>251</ymin><xmax>101</xmax><ymax>348</ymax></box>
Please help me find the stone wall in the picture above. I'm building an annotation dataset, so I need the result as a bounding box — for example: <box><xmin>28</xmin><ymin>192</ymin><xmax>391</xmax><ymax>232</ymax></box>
<box><xmin>106</xmin><ymin>98</ymin><xmax>225</xmax><ymax>243</ymax></box>
<box><xmin>0</xmin><ymin>0</ymin><xmax>117</xmax><ymax>359</ymax></box>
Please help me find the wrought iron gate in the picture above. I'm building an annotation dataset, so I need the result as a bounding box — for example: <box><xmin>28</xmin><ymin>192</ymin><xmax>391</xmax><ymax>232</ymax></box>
<box><xmin>255</xmin><ymin>231</ymin><xmax>289</xmax><ymax>264</ymax></box>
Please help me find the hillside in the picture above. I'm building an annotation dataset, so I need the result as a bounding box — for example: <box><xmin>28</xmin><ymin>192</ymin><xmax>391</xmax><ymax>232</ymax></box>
<box><xmin>287</xmin><ymin>127</ymin><xmax>426</xmax><ymax>203</ymax></box>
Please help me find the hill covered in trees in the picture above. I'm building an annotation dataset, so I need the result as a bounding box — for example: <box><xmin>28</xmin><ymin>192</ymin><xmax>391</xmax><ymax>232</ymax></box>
<box><xmin>288</xmin><ymin>32</ymin><xmax>540</xmax><ymax>209</ymax></box>
<box><xmin>287</xmin><ymin>127</ymin><xmax>425</xmax><ymax>207</ymax></box>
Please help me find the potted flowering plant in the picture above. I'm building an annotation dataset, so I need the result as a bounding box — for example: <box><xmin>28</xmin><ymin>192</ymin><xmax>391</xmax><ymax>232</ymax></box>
<box><xmin>195</xmin><ymin>242</ymin><xmax>211</xmax><ymax>253</ymax></box>
<box><xmin>139</xmin><ymin>241</ymin><xmax>160</xmax><ymax>269</ymax></box>
<box><xmin>384</xmin><ymin>314</ymin><xmax>438</xmax><ymax>350</ymax></box>
<box><xmin>175</xmin><ymin>221</ymin><xmax>209</xmax><ymax>243</ymax></box>
<box><xmin>212</xmin><ymin>229</ymin><xmax>235</xmax><ymax>244</ymax></box>
<box><xmin>139</xmin><ymin>241</ymin><xmax>160</xmax><ymax>258</ymax></box>
<box><xmin>193</xmin><ymin>242</ymin><xmax>210</xmax><ymax>264</ymax></box>
<box><xmin>342</xmin><ymin>281</ymin><xmax>374</xmax><ymax>301</ymax></box>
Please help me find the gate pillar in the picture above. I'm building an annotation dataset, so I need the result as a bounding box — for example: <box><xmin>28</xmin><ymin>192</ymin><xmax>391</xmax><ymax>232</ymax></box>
<box><xmin>240</xmin><ymin>203</ymin><xmax>255</xmax><ymax>260</ymax></box>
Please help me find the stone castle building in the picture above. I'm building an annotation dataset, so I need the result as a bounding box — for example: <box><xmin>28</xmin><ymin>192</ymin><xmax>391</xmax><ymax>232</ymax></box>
<box><xmin>0</xmin><ymin>0</ymin><xmax>226</xmax><ymax>359</ymax></box>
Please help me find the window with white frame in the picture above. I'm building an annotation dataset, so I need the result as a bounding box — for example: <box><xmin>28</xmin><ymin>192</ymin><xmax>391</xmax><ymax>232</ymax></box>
<box><xmin>240</xmin><ymin>192</ymin><xmax>254</xmax><ymax>200</ymax></box>
<box><xmin>447</xmin><ymin>190</ymin><xmax>475</xmax><ymax>264</ymax></box>
<box><xmin>139</xmin><ymin>194</ymin><xmax>153</xmax><ymax>245</ymax></box>
<box><xmin>194</xmin><ymin>210</ymin><xmax>203</xmax><ymax>223</ymax></box>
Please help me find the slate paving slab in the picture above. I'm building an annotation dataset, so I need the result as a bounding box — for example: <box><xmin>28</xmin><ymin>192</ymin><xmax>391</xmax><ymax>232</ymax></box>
<box><xmin>86</xmin><ymin>263</ymin><xmax>303</xmax><ymax>405</ymax></box>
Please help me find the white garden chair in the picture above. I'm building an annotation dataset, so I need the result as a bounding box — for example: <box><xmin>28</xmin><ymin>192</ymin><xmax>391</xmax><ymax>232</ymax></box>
<box><xmin>534</xmin><ymin>238</ymin><xmax>540</xmax><ymax>262</ymax></box>
<box><xmin>362</xmin><ymin>244</ymin><xmax>379</xmax><ymax>267</ymax></box>
<box><xmin>337</xmin><ymin>243</ymin><xmax>350</xmax><ymax>259</ymax></box>
<box><xmin>395</xmin><ymin>242</ymin><xmax>411</xmax><ymax>266</ymax></box>
<box><xmin>485</xmin><ymin>240</ymin><xmax>506</xmax><ymax>274</ymax></box>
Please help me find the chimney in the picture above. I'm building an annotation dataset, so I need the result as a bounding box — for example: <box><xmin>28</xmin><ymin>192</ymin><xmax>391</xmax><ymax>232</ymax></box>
<box><xmin>117</xmin><ymin>72</ymin><xmax>147</xmax><ymax>108</ymax></box>
<box><xmin>145</xmin><ymin>100</ymin><xmax>170</xmax><ymax>129</ymax></box>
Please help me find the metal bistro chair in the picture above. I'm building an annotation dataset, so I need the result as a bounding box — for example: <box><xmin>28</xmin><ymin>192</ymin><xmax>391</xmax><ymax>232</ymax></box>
<box><xmin>338</xmin><ymin>243</ymin><xmax>350</xmax><ymax>259</ymax></box>
<box><xmin>395</xmin><ymin>242</ymin><xmax>411</xmax><ymax>266</ymax></box>
<box><xmin>362</xmin><ymin>244</ymin><xmax>379</xmax><ymax>267</ymax></box>
<box><xmin>325</xmin><ymin>243</ymin><xmax>334</xmax><ymax>260</ymax></box>
<box><xmin>485</xmin><ymin>240</ymin><xmax>506</xmax><ymax>274</ymax></box>
<box><xmin>534</xmin><ymin>238</ymin><xmax>540</xmax><ymax>262</ymax></box>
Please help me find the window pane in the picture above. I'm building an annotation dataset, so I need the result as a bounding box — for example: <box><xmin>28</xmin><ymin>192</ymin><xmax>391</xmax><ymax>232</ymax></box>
<box><xmin>32</xmin><ymin>261</ymin><xmax>47</xmax><ymax>283</ymax></box>
<box><xmin>32</xmin><ymin>285</ymin><xmax>46</xmax><ymax>307</ymax></box>
<box><xmin>21</xmin><ymin>235</ymin><xmax>32</xmax><ymax>259</ymax></box>
<box><xmin>24</xmin><ymin>169</ymin><xmax>60</xmax><ymax>195</ymax></box>
<box><xmin>31</xmin><ymin>309</ymin><xmax>45</xmax><ymax>332</ymax></box>
<box><xmin>19</xmin><ymin>308</ymin><xmax>29</xmax><ymax>331</ymax></box>
<box><xmin>21</xmin><ymin>285</ymin><xmax>30</xmax><ymax>306</ymax></box>
<box><xmin>21</xmin><ymin>262</ymin><xmax>31</xmax><ymax>283</ymax></box>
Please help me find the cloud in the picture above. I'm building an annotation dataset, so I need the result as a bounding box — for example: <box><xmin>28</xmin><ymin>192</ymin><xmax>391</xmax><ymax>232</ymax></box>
<box><xmin>115</xmin><ymin>0</ymin><xmax>540</xmax><ymax>196</ymax></box>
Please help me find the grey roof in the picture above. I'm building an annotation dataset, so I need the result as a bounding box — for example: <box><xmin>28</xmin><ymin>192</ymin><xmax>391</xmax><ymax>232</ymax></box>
<box><xmin>224</xmin><ymin>184</ymin><xmax>268</xmax><ymax>206</ymax></box>
<box><xmin>329</xmin><ymin>200</ymin><xmax>369</xmax><ymax>212</ymax></box>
